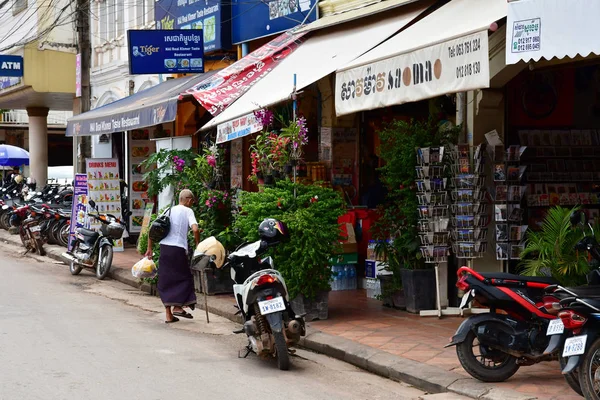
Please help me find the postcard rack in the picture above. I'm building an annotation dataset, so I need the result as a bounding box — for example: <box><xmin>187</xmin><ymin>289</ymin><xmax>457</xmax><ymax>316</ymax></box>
<box><xmin>447</xmin><ymin>144</ymin><xmax>489</xmax><ymax>260</ymax></box>
<box><xmin>485</xmin><ymin>130</ymin><xmax>527</xmax><ymax>264</ymax></box>
<box><xmin>416</xmin><ymin>147</ymin><xmax>450</xmax><ymax>264</ymax></box>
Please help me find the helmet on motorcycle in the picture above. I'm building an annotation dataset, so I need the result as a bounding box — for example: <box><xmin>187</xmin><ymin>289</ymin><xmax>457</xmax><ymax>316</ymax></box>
<box><xmin>26</xmin><ymin>177</ymin><xmax>36</xmax><ymax>189</ymax></box>
<box><xmin>193</xmin><ymin>236</ymin><xmax>226</xmax><ymax>268</ymax></box>
<box><xmin>258</xmin><ymin>218</ymin><xmax>289</xmax><ymax>243</ymax></box>
<box><xmin>13</xmin><ymin>174</ymin><xmax>23</xmax><ymax>184</ymax></box>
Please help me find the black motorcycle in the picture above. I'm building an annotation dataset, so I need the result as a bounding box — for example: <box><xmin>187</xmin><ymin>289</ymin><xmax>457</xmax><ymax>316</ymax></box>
<box><xmin>61</xmin><ymin>200</ymin><xmax>130</xmax><ymax>280</ymax></box>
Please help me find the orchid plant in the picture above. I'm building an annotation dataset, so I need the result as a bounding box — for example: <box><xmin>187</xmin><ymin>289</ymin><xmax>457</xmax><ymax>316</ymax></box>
<box><xmin>248</xmin><ymin>108</ymin><xmax>309</xmax><ymax>183</ymax></box>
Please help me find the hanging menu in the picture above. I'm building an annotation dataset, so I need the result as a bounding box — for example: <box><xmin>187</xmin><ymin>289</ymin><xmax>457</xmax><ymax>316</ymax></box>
<box><xmin>129</xmin><ymin>129</ymin><xmax>156</xmax><ymax>233</ymax></box>
<box><xmin>86</xmin><ymin>158</ymin><xmax>124</xmax><ymax>251</ymax></box>
<box><xmin>68</xmin><ymin>174</ymin><xmax>89</xmax><ymax>251</ymax></box>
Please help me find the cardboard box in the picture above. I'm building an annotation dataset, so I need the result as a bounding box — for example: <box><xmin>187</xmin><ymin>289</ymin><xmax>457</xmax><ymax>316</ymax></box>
<box><xmin>365</xmin><ymin>259</ymin><xmax>391</xmax><ymax>278</ymax></box>
<box><xmin>336</xmin><ymin>222</ymin><xmax>357</xmax><ymax>254</ymax></box>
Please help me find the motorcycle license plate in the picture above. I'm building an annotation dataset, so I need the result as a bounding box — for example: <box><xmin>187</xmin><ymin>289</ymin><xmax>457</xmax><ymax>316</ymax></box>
<box><xmin>459</xmin><ymin>289</ymin><xmax>475</xmax><ymax>309</ymax></box>
<box><xmin>30</xmin><ymin>226</ymin><xmax>41</xmax><ymax>233</ymax></box>
<box><xmin>563</xmin><ymin>335</ymin><xmax>587</xmax><ymax>357</ymax></box>
<box><xmin>258</xmin><ymin>297</ymin><xmax>285</xmax><ymax>315</ymax></box>
<box><xmin>546</xmin><ymin>319</ymin><xmax>564</xmax><ymax>336</ymax></box>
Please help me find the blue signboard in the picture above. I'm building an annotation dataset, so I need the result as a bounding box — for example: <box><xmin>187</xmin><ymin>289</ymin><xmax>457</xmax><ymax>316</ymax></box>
<box><xmin>0</xmin><ymin>55</ymin><xmax>23</xmax><ymax>77</ymax></box>
<box><xmin>154</xmin><ymin>0</ymin><xmax>231</xmax><ymax>53</ymax></box>
<box><xmin>231</xmin><ymin>0</ymin><xmax>318</xmax><ymax>44</ymax></box>
<box><xmin>128</xmin><ymin>30</ymin><xmax>204</xmax><ymax>75</ymax></box>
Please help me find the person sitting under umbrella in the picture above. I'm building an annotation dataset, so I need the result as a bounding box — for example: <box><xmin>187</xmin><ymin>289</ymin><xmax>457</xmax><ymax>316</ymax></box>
<box><xmin>4</xmin><ymin>166</ymin><xmax>19</xmax><ymax>185</ymax></box>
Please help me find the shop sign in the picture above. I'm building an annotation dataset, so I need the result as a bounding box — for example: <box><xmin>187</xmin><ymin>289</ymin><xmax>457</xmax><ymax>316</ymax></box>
<box><xmin>510</xmin><ymin>18</ymin><xmax>541</xmax><ymax>54</ymax></box>
<box><xmin>216</xmin><ymin>112</ymin><xmax>263</xmax><ymax>144</ymax></box>
<box><xmin>128</xmin><ymin>29</ymin><xmax>204</xmax><ymax>75</ymax></box>
<box><xmin>231</xmin><ymin>0</ymin><xmax>317</xmax><ymax>44</ymax></box>
<box><xmin>0</xmin><ymin>77</ymin><xmax>20</xmax><ymax>90</ymax></box>
<box><xmin>154</xmin><ymin>0</ymin><xmax>230</xmax><ymax>53</ymax></box>
<box><xmin>67</xmin><ymin>100</ymin><xmax>178</xmax><ymax>136</ymax></box>
<box><xmin>0</xmin><ymin>55</ymin><xmax>23</xmax><ymax>77</ymax></box>
<box><xmin>76</xmin><ymin>53</ymin><xmax>82</xmax><ymax>98</ymax></box>
<box><xmin>68</xmin><ymin>174</ymin><xmax>89</xmax><ymax>251</ymax></box>
<box><xmin>186</xmin><ymin>31</ymin><xmax>306</xmax><ymax>116</ymax></box>
<box><xmin>335</xmin><ymin>30</ymin><xmax>490</xmax><ymax>116</ymax></box>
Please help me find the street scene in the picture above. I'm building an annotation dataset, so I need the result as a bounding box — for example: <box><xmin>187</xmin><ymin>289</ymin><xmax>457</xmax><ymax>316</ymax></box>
<box><xmin>0</xmin><ymin>0</ymin><xmax>599</xmax><ymax>399</ymax></box>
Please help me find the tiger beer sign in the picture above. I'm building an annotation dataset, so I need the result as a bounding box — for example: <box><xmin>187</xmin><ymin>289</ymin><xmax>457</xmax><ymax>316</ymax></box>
<box><xmin>335</xmin><ymin>31</ymin><xmax>490</xmax><ymax>116</ymax></box>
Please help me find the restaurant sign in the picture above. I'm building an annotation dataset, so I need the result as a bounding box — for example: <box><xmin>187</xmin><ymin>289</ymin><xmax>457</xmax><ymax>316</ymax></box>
<box><xmin>335</xmin><ymin>31</ymin><xmax>490</xmax><ymax>116</ymax></box>
<box><xmin>128</xmin><ymin>29</ymin><xmax>204</xmax><ymax>75</ymax></box>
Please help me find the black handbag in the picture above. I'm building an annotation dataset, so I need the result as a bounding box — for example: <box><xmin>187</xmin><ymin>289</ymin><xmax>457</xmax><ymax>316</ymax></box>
<box><xmin>149</xmin><ymin>206</ymin><xmax>172</xmax><ymax>242</ymax></box>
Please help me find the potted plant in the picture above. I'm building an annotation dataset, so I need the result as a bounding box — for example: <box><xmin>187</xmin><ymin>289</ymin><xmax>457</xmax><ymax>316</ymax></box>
<box><xmin>233</xmin><ymin>180</ymin><xmax>345</xmax><ymax>321</ymax></box>
<box><xmin>520</xmin><ymin>206</ymin><xmax>594</xmax><ymax>286</ymax></box>
<box><xmin>372</xmin><ymin>118</ymin><xmax>460</xmax><ymax>313</ymax></box>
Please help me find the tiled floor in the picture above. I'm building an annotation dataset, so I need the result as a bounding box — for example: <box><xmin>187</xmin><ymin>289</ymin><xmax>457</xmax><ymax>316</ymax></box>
<box><xmin>311</xmin><ymin>290</ymin><xmax>583</xmax><ymax>400</ymax></box>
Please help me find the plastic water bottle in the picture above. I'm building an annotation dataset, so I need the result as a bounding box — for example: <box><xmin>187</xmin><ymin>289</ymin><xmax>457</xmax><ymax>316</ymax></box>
<box><xmin>331</xmin><ymin>266</ymin><xmax>339</xmax><ymax>291</ymax></box>
<box><xmin>338</xmin><ymin>265</ymin><xmax>346</xmax><ymax>290</ymax></box>
<box><xmin>344</xmin><ymin>265</ymin><xmax>354</xmax><ymax>290</ymax></box>
<box><xmin>349</xmin><ymin>265</ymin><xmax>357</xmax><ymax>290</ymax></box>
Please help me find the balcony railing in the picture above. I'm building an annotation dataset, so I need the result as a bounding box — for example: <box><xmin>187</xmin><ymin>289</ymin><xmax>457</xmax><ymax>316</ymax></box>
<box><xmin>0</xmin><ymin>110</ymin><xmax>72</xmax><ymax>126</ymax></box>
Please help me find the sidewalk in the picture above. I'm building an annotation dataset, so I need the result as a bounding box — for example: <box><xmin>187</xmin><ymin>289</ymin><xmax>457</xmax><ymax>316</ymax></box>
<box><xmin>0</xmin><ymin>230</ymin><xmax>579</xmax><ymax>400</ymax></box>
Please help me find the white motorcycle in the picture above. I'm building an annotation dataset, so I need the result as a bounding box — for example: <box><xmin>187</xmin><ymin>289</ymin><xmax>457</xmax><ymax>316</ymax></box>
<box><xmin>192</xmin><ymin>219</ymin><xmax>305</xmax><ymax>370</ymax></box>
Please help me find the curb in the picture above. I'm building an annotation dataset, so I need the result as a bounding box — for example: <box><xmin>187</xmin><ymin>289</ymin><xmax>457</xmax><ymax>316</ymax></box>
<box><xmin>0</xmin><ymin>230</ymin><xmax>536</xmax><ymax>400</ymax></box>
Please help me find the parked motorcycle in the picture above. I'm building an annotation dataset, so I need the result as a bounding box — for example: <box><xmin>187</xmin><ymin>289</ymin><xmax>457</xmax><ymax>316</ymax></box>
<box><xmin>445</xmin><ymin>266</ymin><xmax>563</xmax><ymax>382</ymax></box>
<box><xmin>61</xmin><ymin>200</ymin><xmax>129</xmax><ymax>280</ymax></box>
<box><xmin>18</xmin><ymin>203</ymin><xmax>49</xmax><ymax>256</ymax></box>
<box><xmin>192</xmin><ymin>219</ymin><xmax>305</xmax><ymax>370</ymax></box>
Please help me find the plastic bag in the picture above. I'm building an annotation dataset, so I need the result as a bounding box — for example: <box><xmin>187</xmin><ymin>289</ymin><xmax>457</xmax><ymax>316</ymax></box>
<box><xmin>132</xmin><ymin>257</ymin><xmax>157</xmax><ymax>279</ymax></box>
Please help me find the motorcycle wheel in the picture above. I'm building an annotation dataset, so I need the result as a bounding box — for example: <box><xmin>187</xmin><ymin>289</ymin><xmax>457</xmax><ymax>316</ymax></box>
<box><xmin>96</xmin><ymin>244</ymin><xmax>113</xmax><ymax>280</ymax></box>
<box><xmin>560</xmin><ymin>355</ymin><xmax>583</xmax><ymax>396</ymax></box>
<box><xmin>19</xmin><ymin>226</ymin><xmax>29</xmax><ymax>248</ymax></box>
<box><xmin>0</xmin><ymin>212</ymin><xmax>11</xmax><ymax>230</ymax></box>
<box><xmin>34</xmin><ymin>237</ymin><xmax>46</xmax><ymax>256</ymax></box>
<box><xmin>456</xmin><ymin>330</ymin><xmax>519</xmax><ymax>382</ymax></box>
<box><xmin>274</xmin><ymin>331</ymin><xmax>290</xmax><ymax>371</ymax></box>
<box><xmin>69</xmin><ymin>259</ymin><xmax>83</xmax><ymax>275</ymax></box>
<box><xmin>578</xmin><ymin>337</ymin><xmax>600</xmax><ymax>399</ymax></box>
<box><xmin>58</xmin><ymin>222</ymin><xmax>70</xmax><ymax>247</ymax></box>
<box><xmin>47</xmin><ymin>221</ymin><xmax>58</xmax><ymax>245</ymax></box>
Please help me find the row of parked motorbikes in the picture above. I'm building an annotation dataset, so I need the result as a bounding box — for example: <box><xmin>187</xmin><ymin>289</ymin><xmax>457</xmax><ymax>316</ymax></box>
<box><xmin>448</xmin><ymin>211</ymin><xmax>600</xmax><ymax>399</ymax></box>
<box><xmin>0</xmin><ymin>176</ymin><xmax>130</xmax><ymax>280</ymax></box>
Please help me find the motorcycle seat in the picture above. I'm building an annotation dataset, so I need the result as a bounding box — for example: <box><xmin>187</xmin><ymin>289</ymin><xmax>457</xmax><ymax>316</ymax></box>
<box><xmin>563</xmin><ymin>286</ymin><xmax>600</xmax><ymax>298</ymax></box>
<box><xmin>78</xmin><ymin>228</ymin><xmax>98</xmax><ymax>238</ymax></box>
<box><xmin>480</xmin><ymin>272</ymin><xmax>557</xmax><ymax>285</ymax></box>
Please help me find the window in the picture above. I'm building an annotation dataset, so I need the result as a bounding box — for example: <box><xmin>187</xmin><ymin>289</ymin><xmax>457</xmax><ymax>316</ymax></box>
<box><xmin>116</xmin><ymin>0</ymin><xmax>124</xmax><ymax>37</ymax></box>
<box><xmin>99</xmin><ymin>1</ymin><xmax>107</xmax><ymax>41</ymax></box>
<box><xmin>136</xmin><ymin>0</ymin><xmax>154</xmax><ymax>27</ymax></box>
<box><xmin>107</xmin><ymin>0</ymin><xmax>115</xmax><ymax>40</ymax></box>
<box><xmin>12</xmin><ymin>0</ymin><xmax>27</xmax><ymax>15</ymax></box>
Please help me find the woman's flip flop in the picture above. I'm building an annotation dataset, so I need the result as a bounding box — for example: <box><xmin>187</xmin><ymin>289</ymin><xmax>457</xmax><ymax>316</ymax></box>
<box><xmin>173</xmin><ymin>311</ymin><xmax>193</xmax><ymax>319</ymax></box>
<box><xmin>165</xmin><ymin>316</ymin><xmax>180</xmax><ymax>324</ymax></box>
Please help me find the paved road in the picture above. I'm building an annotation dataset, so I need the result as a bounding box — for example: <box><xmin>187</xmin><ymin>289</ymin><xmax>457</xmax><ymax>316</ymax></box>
<box><xmin>0</xmin><ymin>242</ymin><xmax>443</xmax><ymax>400</ymax></box>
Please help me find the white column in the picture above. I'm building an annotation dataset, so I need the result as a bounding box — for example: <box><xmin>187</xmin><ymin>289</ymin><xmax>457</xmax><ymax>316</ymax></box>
<box><xmin>26</xmin><ymin>107</ymin><xmax>49</xmax><ymax>185</ymax></box>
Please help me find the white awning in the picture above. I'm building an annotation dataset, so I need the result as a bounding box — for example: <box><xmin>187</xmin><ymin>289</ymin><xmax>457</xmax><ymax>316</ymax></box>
<box><xmin>506</xmin><ymin>0</ymin><xmax>600</xmax><ymax>65</ymax></box>
<box><xmin>335</xmin><ymin>0</ymin><xmax>507</xmax><ymax>116</ymax></box>
<box><xmin>201</xmin><ymin>1</ymin><xmax>432</xmax><ymax>135</ymax></box>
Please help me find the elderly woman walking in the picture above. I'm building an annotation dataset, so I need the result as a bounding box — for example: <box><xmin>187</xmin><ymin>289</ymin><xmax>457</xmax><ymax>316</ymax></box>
<box><xmin>146</xmin><ymin>189</ymin><xmax>200</xmax><ymax>323</ymax></box>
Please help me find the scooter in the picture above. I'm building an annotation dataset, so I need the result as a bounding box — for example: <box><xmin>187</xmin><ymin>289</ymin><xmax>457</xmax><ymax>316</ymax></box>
<box><xmin>61</xmin><ymin>200</ymin><xmax>129</xmax><ymax>280</ymax></box>
<box><xmin>193</xmin><ymin>219</ymin><xmax>305</xmax><ymax>370</ymax></box>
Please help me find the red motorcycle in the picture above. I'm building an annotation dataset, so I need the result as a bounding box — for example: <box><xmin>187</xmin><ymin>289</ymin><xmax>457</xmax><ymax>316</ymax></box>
<box><xmin>445</xmin><ymin>267</ymin><xmax>564</xmax><ymax>382</ymax></box>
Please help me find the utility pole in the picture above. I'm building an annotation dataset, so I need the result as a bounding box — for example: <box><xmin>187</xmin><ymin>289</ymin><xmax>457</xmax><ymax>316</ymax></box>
<box><xmin>75</xmin><ymin>0</ymin><xmax>91</xmax><ymax>173</ymax></box>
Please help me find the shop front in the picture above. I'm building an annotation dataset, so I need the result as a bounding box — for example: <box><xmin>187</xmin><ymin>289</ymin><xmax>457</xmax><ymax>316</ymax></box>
<box><xmin>66</xmin><ymin>71</ymin><xmax>218</xmax><ymax>238</ymax></box>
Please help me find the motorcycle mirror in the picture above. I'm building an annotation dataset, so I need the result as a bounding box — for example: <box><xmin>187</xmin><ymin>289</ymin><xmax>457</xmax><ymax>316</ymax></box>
<box><xmin>89</xmin><ymin>200</ymin><xmax>96</xmax><ymax>209</ymax></box>
<box><xmin>570</xmin><ymin>211</ymin><xmax>586</xmax><ymax>227</ymax></box>
<box><xmin>126</xmin><ymin>211</ymin><xmax>133</xmax><ymax>217</ymax></box>
<box><xmin>54</xmin><ymin>195</ymin><xmax>60</xmax><ymax>199</ymax></box>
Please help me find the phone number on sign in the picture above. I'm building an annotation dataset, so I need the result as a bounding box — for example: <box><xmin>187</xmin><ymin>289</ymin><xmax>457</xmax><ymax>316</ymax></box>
<box><xmin>456</xmin><ymin>61</ymin><xmax>481</xmax><ymax>79</ymax></box>
<box><xmin>448</xmin><ymin>37</ymin><xmax>481</xmax><ymax>59</ymax></box>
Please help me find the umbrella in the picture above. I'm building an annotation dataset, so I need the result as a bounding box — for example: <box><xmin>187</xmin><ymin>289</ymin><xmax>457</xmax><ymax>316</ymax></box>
<box><xmin>0</xmin><ymin>145</ymin><xmax>29</xmax><ymax>166</ymax></box>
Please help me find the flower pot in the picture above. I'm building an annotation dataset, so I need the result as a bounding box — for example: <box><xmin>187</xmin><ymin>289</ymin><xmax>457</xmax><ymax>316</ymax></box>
<box><xmin>256</xmin><ymin>172</ymin><xmax>264</xmax><ymax>180</ymax></box>
<box><xmin>272</xmin><ymin>170</ymin><xmax>282</xmax><ymax>179</ymax></box>
<box><xmin>291</xmin><ymin>291</ymin><xmax>329</xmax><ymax>322</ymax></box>
<box><xmin>400</xmin><ymin>269</ymin><xmax>436</xmax><ymax>313</ymax></box>
<box><xmin>284</xmin><ymin>164</ymin><xmax>293</xmax><ymax>174</ymax></box>
<box><xmin>378</xmin><ymin>275</ymin><xmax>405</xmax><ymax>309</ymax></box>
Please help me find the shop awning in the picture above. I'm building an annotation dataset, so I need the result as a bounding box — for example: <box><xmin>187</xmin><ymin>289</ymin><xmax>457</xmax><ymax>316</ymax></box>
<box><xmin>506</xmin><ymin>0</ymin><xmax>600</xmax><ymax>65</ymax></box>
<box><xmin>200</xmin><ymin>1</ymin><xmax>433</xmax><ymax>138</ymax></box>
<box><xmin>295</xmin><ymin>0</ymin><xmax>420</xmax><ymax>33</ymax></box>
<box><xmin>334</xmin><ymin>0</ymin><xmax>507</xmax><ymax>116</ymax></box>
<box><xmin>66</xmin><ymin>71</ymin><xmax>218</xmax><ymax>137</ymax></box>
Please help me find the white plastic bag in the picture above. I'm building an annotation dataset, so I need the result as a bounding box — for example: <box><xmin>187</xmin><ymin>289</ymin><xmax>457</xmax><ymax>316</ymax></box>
<box><xmin>132</xmin><ymin>257</ymin><xmax>157</xmax><ymax>279</ymax></box>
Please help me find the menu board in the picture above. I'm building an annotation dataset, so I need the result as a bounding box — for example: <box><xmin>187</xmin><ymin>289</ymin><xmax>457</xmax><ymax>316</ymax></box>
<box><xmin>68</xmin><ymin>174</ymin><xmax>89</xmax><ymax>251</ymax></box>
<box><xmin>129</xmin><ymin>129</ymin><xmax>156</xmax><ymax>233</ymax></box>
<box><xmin>86</xmin><ymin>158</ymin><xmax>124</xmax><ymax>251</ymax></box>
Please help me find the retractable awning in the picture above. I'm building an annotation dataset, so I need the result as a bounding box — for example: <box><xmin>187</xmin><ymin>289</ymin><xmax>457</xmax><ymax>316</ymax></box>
<box><xmin>66</xmin><ymin>70</ymin><xmax>218</xmax><ymax>137</ymax></box>
<box><xmin>199</xmin><ymin>0</ymin><xmax>433</xmax><ymax>140</ymax></box>
<box><xmin>335</xmin><ymin>0</ymin><xmax>507</xmax><ymax>116</ymax></box>
<box><xmin>506</xmin><ymin>0</ymin><xmax>600</xmax><ymax>65</ymax></box>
